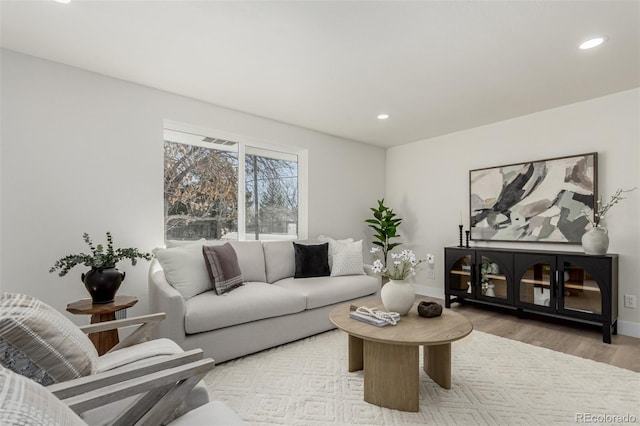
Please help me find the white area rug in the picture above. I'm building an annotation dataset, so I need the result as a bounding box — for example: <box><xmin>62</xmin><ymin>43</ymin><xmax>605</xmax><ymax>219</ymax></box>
<box><xmin>204</xmin><ymin>330</ymin><xmax>639</xmax><ymax>425</ymax></box>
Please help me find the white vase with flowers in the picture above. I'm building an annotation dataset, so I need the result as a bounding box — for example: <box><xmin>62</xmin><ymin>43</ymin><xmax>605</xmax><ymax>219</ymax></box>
<box><xmin>371</xmin><ymin>248</ymin><xmax>426</xmax><ymax>315</ymax></box>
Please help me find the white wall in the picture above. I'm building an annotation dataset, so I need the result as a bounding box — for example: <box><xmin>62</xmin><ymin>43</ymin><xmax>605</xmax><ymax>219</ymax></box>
<box><xmin>386</xmin><ymin>88</ymin><xmax>640</xmax><ymax>336</ymax></box>
<box><xmin>0</xmin><ymin>49</ymin><xmax>386</xmax><ymax>322</ymax></box>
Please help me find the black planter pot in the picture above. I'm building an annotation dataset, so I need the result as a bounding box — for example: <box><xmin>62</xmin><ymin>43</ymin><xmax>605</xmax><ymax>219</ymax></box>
<box><xmin>81</xmin><ymin>267</ymin><xmax>125</xmax><ymax>304</ymax></box>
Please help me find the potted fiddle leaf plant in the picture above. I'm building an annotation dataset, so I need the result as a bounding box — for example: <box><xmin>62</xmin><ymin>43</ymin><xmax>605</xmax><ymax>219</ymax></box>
<box><xmin>366</xmin><ymin>199</ymin><xmax>403</xmax><ymax>268</ymax></box>
<box><xmin>50</xmin><ymin>232</ymin><xmax>152</xmax><ymax>304</ymax></box>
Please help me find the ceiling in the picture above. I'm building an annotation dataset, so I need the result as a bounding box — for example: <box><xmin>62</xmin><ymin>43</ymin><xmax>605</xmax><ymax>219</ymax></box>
<box><xmin>1</xmin><ymin>1</ymin><xmax>638</xmax><ymax>148</ymax></box>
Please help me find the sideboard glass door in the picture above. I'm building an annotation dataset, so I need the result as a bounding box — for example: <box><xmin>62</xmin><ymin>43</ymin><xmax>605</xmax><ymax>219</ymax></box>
<box><xmin>449</xmin><ymin>254</ymin><xmax>473</xmax><ymax>296</ymax></box>
<box><xmin>561</xmin><ymin>261</ymin><xmax>602</xmax><ymax>316</ymax></box>
<box><xmin>478</xmin><ymin>255</ymin><xmax>508</xmax><ymax>301</ymax></box>
<box><xmin>518</xmin><ymin>259</ymin><xmax>555</xmax><ymax>312</ymax></box>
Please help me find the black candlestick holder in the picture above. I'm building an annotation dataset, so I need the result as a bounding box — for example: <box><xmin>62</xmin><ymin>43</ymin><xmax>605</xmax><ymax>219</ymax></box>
<box><xmin>458</xmin><ymin>225</ymin><xmax>464</xmax><ymax>247</ymax></box>
<box><xmin>465</xmin><ymin>230</ymin><xmax>470</xmax><ymax>248</ymax></box>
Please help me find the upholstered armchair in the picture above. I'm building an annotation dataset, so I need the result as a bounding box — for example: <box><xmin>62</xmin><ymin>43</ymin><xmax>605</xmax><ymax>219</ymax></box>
<box><xmin>0</xmin><ymin>293</ymin><xmax>219</xmax><ymax>423</ymax></box>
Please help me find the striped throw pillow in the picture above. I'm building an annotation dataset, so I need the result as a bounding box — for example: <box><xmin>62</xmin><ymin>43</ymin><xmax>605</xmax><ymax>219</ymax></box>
<box><xmin>202</xmin><ymin>243</ymin><xmax>244</xmax><ymax>295</ymax></box>
<box><xmin>0</xmin><ymin>293</ymin><xmax>99</xmax><ymax>384</ymax></box>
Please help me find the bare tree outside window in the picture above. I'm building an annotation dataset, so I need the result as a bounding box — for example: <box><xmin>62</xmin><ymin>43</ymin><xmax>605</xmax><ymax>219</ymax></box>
<box><xmin>163</xmin><ymin>129</ymin><xmax>299</xmax><ymax>242</ymax></box>
<box><xmin>164</xmin><ymin>141</ymin><xmax>239</xmax><ymax>240</ymax></box>
<box><xmin>245</xmin><ymin>152</ymin><xmax>298</xmax><ymax>240</ymax></box>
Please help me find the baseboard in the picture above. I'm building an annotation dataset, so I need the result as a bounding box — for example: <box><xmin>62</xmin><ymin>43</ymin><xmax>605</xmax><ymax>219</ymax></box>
<box><xmin>412</xmin><ymin>284</ymin><xmax>640</xmax><ymax>339</ymax></box>
<box><xmin>617</xmin><ymin>320</ymin><xmax>640</xmax><ymax>338</ymax></box>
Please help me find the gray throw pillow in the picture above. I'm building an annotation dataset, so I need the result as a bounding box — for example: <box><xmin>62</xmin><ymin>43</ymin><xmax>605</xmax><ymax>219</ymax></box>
<box><xmin>202</xmin><ymin>243</ymin><xmax>244</xmax><ymax>295</ymax></box>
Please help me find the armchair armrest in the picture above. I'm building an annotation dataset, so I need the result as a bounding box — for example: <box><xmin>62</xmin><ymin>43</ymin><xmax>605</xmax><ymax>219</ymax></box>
<box><xmin>79</xmin><ymin>313</ymin><xmax>166</xmax><ymax>352</ymax></box>
<box><xmin>47</xmin><ymin>348</ymin><xmax>204</xmax><ymax>399</ymax></box>
<box><xmin>61</xmin><ymin>358</ymin><xmax>215</xmax><ymax>426</ymax></box>
<box><xmin>79</xmin><ymin>313</ymin><xmax>166</xmax><ymax>334</ymax></box>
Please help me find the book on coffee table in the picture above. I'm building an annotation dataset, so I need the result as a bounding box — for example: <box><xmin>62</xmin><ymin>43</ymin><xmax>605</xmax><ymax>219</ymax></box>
<box><xmin>349</xmin><ymin>311</ymin><xmax>390</xmax><ymax>327</ymax></box>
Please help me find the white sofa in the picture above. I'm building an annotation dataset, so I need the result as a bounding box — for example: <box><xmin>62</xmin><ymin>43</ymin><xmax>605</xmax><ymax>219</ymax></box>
<box><xmin>149</xmin><ymin>240</ymin><xmax>381</xmax><ymax>363</ymax></box>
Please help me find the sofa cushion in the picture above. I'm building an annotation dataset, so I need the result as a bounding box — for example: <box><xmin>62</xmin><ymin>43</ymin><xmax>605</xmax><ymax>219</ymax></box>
<box><xmin>153</xmin><ymin>243</ymin><xmax>211</xmax><ymax>300</ymax></box>
<box><xmin>184</xmin><ymin>283</ymin><xmax>306</xmax><ymax>334</ymax></box>
<box><xmin>0</xmin><ymin>293</ymin><xmax>99</xmax><ymax>385</ymax></box>
<box><xmin>164</xmin><ymin>238</ymin><xmax>206</xmax><ymax>248</ymax></box>
<box><xmin>330</xmin><ymin>240</ymin><xmax>365</xmax><ymax>277</ymax></box>
<box><xmin>203</xmin><ymin>243</ymin><xmax>244</xmax><ymax>295</ymax></box>
<box><xmin>293</xmin><ymin>243</ymin><xmax>330</xmax><ymax>278</ymax></box>
<box><xmin>263</xmin><ymin>241</ymin><xmax>295</xmax><ymax>283</ymax></box>
<box><xmin>274</xmin><ymin>275</ymin><xmax>379</xmax><ymax>309</ymax></box>
<box><xmin>228</xmin><ymin>241</ymin><xmax>267</xmax><ymax>283</ymax></box>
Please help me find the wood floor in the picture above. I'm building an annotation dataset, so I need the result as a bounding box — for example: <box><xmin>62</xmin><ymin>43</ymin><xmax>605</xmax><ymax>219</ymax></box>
<box><xmin>424</xmin><ymin>297</ymin><xmax>640</xmax><ymax>372</ymax></box>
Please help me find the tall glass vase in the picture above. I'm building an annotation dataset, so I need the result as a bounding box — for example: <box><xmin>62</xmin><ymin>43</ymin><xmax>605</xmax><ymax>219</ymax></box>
<box><xmin>380</xmin><ymin>279</ymin><xmax>415</xmax><ymax>315</ymax></box>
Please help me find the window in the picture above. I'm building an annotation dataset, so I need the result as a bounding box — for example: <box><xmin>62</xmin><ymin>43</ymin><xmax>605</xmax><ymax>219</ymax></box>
<box><xmin>163</xmin><ymin>124</ymin><xmax>307</xmax><ymax>242</ymax></box>
<box><xmin>245</xmin><ymin>147</ymin><xmax>299</xmax><ymax>240</ymax></box>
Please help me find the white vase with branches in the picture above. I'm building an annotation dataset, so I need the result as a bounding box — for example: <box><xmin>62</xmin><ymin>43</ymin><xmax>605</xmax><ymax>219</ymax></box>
<box><xmin>582</xmin><ymin>187</ymin><xmax>636</xmax><ymax>255</ymax></box>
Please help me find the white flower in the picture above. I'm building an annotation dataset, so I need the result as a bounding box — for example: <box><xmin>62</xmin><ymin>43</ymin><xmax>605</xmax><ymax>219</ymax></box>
<box><xmin>370</xmin><ymin>248</ymin><xmax>426</xmax><ymax>280</ymax></box>
<box><xmin>370</xmin><ymin>247</ymin><xmax>381</xmax><ymax>253</ymax></box>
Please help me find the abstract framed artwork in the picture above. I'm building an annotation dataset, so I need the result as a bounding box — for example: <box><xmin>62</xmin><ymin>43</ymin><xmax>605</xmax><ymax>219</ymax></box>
<box><xmin>470</xmin><ymin>152</ymin><xmax>597</xmax><ymax>243</ymax></box>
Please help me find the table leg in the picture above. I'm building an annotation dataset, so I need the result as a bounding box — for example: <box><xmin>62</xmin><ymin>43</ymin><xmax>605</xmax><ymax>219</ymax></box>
<box><xmin>423</xmin><ymin>343</ymin><xmax>452</xmax><ymax>389</ymax></box>
<box><xmin>348</xmin><ymin>335</ymin><xmax>363</xmax><ymax>372</ymax></box>
<box><xmin>89</xmin><ymin>313</ymin><xmax>119</xmax><ymax>356</ymax></box>
<box><xmin>364</xmin><ymin>340</ymin><xmax>419</xmax><ymax>412</ymax></box>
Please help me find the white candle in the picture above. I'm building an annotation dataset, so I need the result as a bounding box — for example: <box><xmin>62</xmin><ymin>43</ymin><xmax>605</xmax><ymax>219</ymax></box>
<box><xmin>459</xmin><ymin>211</ymin><xmax>463</xmax><ymax>226</ymax></box>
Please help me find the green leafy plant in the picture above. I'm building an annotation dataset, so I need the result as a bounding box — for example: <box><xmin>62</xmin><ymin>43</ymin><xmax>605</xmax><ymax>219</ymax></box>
<box><xmin>366</xmin><ymin>199</ymin><xmax>402</xmax><ymax>267</ymax></box>
<box><xmin>50</xmin><ymin>232</ymin><xmax>152</xmax><ymax>277</ymax></box>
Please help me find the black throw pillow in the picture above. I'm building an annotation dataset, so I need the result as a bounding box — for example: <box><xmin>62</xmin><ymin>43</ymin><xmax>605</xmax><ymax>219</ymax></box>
<box><xmin>293</xmin><ymin>242</ymin><xmax>330</xmax><ymax>278</ymax></box>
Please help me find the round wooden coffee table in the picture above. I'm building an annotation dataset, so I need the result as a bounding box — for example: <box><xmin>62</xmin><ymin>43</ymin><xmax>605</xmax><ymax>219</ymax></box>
<box><xmin>329</xmin><ymin>299</ymin><xmax>473</xmax><ymax>412</ymax></box>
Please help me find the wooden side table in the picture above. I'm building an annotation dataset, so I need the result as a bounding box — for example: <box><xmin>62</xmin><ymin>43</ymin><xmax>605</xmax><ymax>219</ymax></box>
<box><xmin>67</xmin><ymin>295</ymin><xmax>138</xmax><ymax>355</ymax></box>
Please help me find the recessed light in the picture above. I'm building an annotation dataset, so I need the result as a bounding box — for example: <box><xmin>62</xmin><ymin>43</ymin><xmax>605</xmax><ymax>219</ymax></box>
<box><xmin>377</xmin><ymin>114</ymin><xmax>389</xmax><ymax>120</ymax></box>
<box><xmin>53</xmin><ymin>0</ymin><xmax>71</xmax><ymax>4</ymax></box>
<box><xmin>579</xmin><ymin>36</ymin><xmax>607</xmax><ymax>50</ymax></box>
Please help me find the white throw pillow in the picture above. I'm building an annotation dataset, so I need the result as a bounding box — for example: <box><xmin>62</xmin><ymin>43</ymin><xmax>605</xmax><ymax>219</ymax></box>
<box><xmin>164</xmin><ymin>238</ymin><xmax>206</xmax><ymax>248</ymax></box>
<box><xmin>317</xmin><ymin>235</ymin><xmax>354</xmax><ymax>269</ymax></box>
<box><xmin>153</xmin><ymin>243</ymin><xmax>211</xmax><ymax>300</ymax></box>
<box><xmin>330</xmin><ymin>240</ymin><xmax>365</xmax><ymax>277</ymax></box>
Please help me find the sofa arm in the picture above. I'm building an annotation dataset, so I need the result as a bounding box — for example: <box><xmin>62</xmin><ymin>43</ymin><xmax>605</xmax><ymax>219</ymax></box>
<box><xmin>148</xmin><ymin>259</ymin><xmax>186</xmax><ymax>346</ymax></box>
